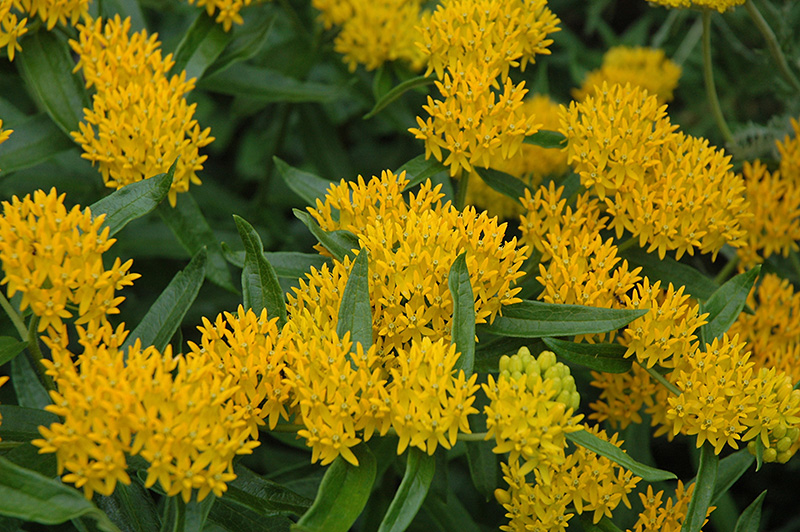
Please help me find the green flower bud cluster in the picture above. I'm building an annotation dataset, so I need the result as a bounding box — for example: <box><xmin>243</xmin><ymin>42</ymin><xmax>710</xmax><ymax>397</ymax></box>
<box><xmin>747</xmin><ymin>425</ymin><xmax>800</xmax><ymax>464</ymax></box>
<box><xmin>498</xmin><ymin>346</ymin><xmax>580</xmax><ymax>411</ymax></box>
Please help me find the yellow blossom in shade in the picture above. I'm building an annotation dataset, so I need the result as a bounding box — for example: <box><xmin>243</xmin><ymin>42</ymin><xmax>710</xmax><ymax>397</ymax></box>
<box><xmin>70</xmin><ymin>16</ymin><xmax>214</xmax><ymax>207</ymax></box>
<box><xmin>621</xmin><ymin>278</ymin><xmax>708</xmax><ymax>369</ymax></box>
<box><xmin>736</xmin><ymin>161</ymin><xmax>800</xmax><ymax>268</ymax></box>
<box><xmin>186</xmin><ymin>306</ymin><xmax>293</xmax><ymax>436</ymax></box>
<box><xmin>183</xmin><ymin>0</ymin><xmax>269</xmax><ymax>31</ymax></box>
<box><xmin>573</xmin><ymin>46</ymin><xmax>681</xmax><ymax>104</ymax></box>
<box><xmin>466</xmin><ymin>94</ymin><xmax>569</xmax><ymax>219</ymax></box>
<box><xmin>777</xmin><ymin>117</ymin><xmax>800</xmax><ymax>181</ymax></box>
<box><xmin>417</xmin><ymin>0</ymin><xmax>560</xmax><ymax>81</ymax></box>
<box><xmin>0</xmin><ymin>189</ymin><xmax>139</xmax><ymax>331</ymax></box>
<box><xmin>627</xmin><ymin>481</ymin><xmax>712</xmax><ymax>532</ymax></box>
<box><xmin>647</xmin><ymin>0</ymin><xmax>745</xmax><ymax>12</ymax></box>
<box><xmin>589</xmin><ymin>364</ymin><xmax>660</xmax><ymax>430</ymax></box>
<box><xmin>1</xmin><ymin>0</ymin><xmax>88</xmax><ymax>56</ymax></box>
<box><xmin>410</xmin><ymin>63</ymin><xmax>539</xmax><ymax>177</ymax></box>
<box><xmin>313</xmin><ymin>0</ymin><xmax>425</xmax><ymax>72</ymax></box>
<box><xmin>0</xmin><ymin>5</ymin><xmax>27</xmax><ymax>62</ymax></box>
<box><xmin>303</xmin><ymin>170</ymin><xmax>528</xmax><ymax>355</ymax></box>
<box><xmin>35</xmin><ymin>321</ymin><xmax>257</xmax><ymax>502</ymax></box>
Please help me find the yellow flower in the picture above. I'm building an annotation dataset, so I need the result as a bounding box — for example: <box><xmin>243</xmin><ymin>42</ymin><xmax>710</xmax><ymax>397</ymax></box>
<box><xmin>647</xmin><ymin>0</ymin><xmax>744</xmax><ymax>12</ymax></box>
<box><xmin>574</xmin><ymin>46</ymin><xmax>681</xmax><ymax>104</ymax></box>
<box><xmin>1</xmin><ymin>0</ymin><xmax>88</xmax><ymax>59</ymax></box>
<box><xmin>0</xmin><ymin>6</ymin><xmax>27</xmax><ymax>62</ymax></box>
<box><xmin>777</xmin><ymin>117</ymin><xmax>800</xmax><ymax>181</ymax></box>
<box><xmin>70</xmin><ymin>16</ymin><xmax>214</xmax><ymax>206</ymax></box>
<box><xmin>0</xmin><ymin>188</ymin><xmax>139</xmax><ymax>331</ymax></box>
<box><xmin>183</xmin><ymin>0</ymin><xmax>270</xmax><ymax>31</ymax></box>
<box><xmin>589</xmin><ymin>364</ymin><xmax>660</xmax><ymax>430</ymax></box>
<box><xmin>627</xmin><ymin>481</ymin><xmax>712</xmax><ymax>532</ymax></box>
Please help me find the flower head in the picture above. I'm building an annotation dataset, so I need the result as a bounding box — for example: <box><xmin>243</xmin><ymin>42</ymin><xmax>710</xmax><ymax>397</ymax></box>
<box><xmin>184</xmin><ymin>0</ymin><xmax>269</xmax><ymax>31</ymax></box>
<box><xmin>627</xmin><ymin>481</ymin><xmax>712</xmax><ymax>532</ymax></box>
<box><xmin>777</xmin><ymin>117</ymin><xmax>800</xmax><ymax>180</ymax></box>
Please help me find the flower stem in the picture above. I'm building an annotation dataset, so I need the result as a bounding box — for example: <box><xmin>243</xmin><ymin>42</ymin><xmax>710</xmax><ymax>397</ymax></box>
<box><xmin>639</xmin><ymin>361</ymin><xmax>681</xmax><ymax>396</ymax></box>
<box><xmin>790</xmin><ymin>250</ymin><xmax>800</xmax><ymax>282</ymax></box>
<box><xmin>702</xmin><ymin>10</ymin><xmax>734</xmax><ymax>145</ymax></box>
<box><xmin>454</xmin><ymin>170</ymin><xmax>471</xmax><ymax>210</ymax></box>
<box><xmin>26</xmin><ymin>316</ymin><xmax>55</xmax><ymax>393</ymax></box>
<box><xmin>0</xmin><ymin>292</ymin><xmax>27</xmax><ymax>339</ymax></box>
<box><xmin>744</xmin><ymin>0</ymin><xmax>800</xmax><ymax>93</ymax></box>
<box><xmin>616</xmin><ymin>236</ymin><xmax>638</xmax><ymax>254</ymax></box>
<box><xmin>713</xmin><ymin>255</ymin><xmax>739</xmax><ymax>284</ymax></box>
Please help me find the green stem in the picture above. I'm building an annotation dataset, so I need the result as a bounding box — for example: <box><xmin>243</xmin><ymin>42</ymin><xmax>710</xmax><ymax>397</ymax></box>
<box><xmin>454</xmin><ymin>170</ymin><xmax>471</xmax><ymax>210</ymax></box>
<box><xmin>713</xmin><ymin>255</ymin><xmax>739</xmax><ymax>284</ymax></box>
<box><xmin>456</xmin><ymin>431</ymin><xmax>489</xmax><ymax>442</ymax></box>
<box><xmin>26</xmin><ymin>316</ymin><xmax>55</xmax><ymax>393</ymax></box>
<box><xmin>702</xmin><ymin>10</ymin><xmax>734</xmax><ymax>145</ymax></box>
<box><xmin>744</xmin><ymin>0</ymin><xmax>800</xmax><ymax>93</ymax></box>
<box><xmin>0</xmin><ymin>292</ymin><xmax>27</xmax><ymax>339</ymax></box>
<box><xmin>639</xmin><ymin>361</ymin><xmax>681</xmax><ymax>396</ymax></box>
<box><xmin>616</xmin><ymin>236</ymin><xmax>638</xmax><ymax>254</ymax></box>
<box><xmin>790</xmin><ymin>250</ymin><xmax>800</xmax><ymax>283</ymax></box>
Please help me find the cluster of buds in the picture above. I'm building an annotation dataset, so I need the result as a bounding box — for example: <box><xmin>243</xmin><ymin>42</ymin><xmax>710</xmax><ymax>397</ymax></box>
<box><xmin>499</xmin><ymin>347</ymin><xmax>580</xmax><ymax>411</ymax></box>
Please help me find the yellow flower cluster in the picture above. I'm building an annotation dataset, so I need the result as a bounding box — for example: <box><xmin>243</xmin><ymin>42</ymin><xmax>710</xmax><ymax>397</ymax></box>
<box><xmin>647</xmin><ymin>0</ymin><xmax>745</xmax><ymax>12</ymax></box>
<box><xmin>667</xmin><ymin>335</ymin><xmax>800</xmax><ymax>456</ymax></box>
<box><xmin>737</xmin><ymin>161</ymin><xmax>800</xmax><ymax>268</ymax></box>
<box><xmin>1</xmin><ymin>0</ymin><xmax>89</xmax><ymax>61</ymax></box>
<box><xmin>589</xmin><ymin>364</ymin><xmax>664</xmax><ymax>430</ymax></box>
<box><xmin>70</xmin><ymin>16</ymin><xmax>214</xmax><ymax>206</ymax></box>
<box><xmin>313</xmin><ymin>0</ymin><xmax>425</xmax><ymax>72</ymax></box>
<box><xmin>563</xmin><ymin>83</ymin><xmax>750</xmax><ymax>259</ymax></box>
<box><xmin>778</xmin><ymin>117</ymin><xmax>800</xmax><ymax>180</ymax></box>
<box><xmin>410</xmin><ymin>0</ymin><xmax>559</xmax><ymax>176</ymax></box>
<box><xmin>495</xmin><ymin>426</ymin><xmax>640</xmax><ymax>531</ymax></box>
<box><xmin>627</xmin><ymin>482</ymin><xmax>711</xmax><ymax>532</ymax></box>
<box><xmin>35</xmin><ymin>321</ymin><xmax>259</xmax><ymax>501</ymax></box>
<box><xmin>305</xmin><ymin>170</ymin><xmax>528</xmax><ymax>355</ymax></box>
<box><xmin>574</xmin><ymin>46</ymin><xmax>681</xmax><ymax>104</ymax></box>
<box><xmin>183</xmin><ymin>0</ymin><xmax>269</xmax><ymax>31</ymax></box>
<box><xmin>466</xmin><ymin>94</ymin><xmax>569</xmax><ymax>219</ymax></box>
<box><xmin>0</xmin><ymin>189</ymin><xmax>139</xmax><ymax>331</ymax></box>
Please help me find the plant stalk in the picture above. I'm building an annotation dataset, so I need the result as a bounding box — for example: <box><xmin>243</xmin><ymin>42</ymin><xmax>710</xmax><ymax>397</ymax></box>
<box><xmin>702</xmin><ymin>10</ymin><xmax>734</xmax><ymax>145</ymax></box>
<box><xmin>744</xmin><ymin>0</ymin><xmax>800</xmax><ymax>93</ymax></box>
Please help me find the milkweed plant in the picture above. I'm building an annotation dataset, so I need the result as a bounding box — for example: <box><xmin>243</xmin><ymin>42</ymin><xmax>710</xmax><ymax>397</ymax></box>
<box><xmin>1</xmin><ymin>0</ymin><xmax>800</xmax><ymax>531</ymax></box>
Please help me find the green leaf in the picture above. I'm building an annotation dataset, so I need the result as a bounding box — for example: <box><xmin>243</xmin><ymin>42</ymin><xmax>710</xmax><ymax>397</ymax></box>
<box><xmin>734</xmin><ymin>491</ymin><xmax>766</xmax><ymax>532</ymax></box>
<box><xmin>293</xmin><ymin>445</ymin><xmax>377</xmax><ymax>532</ymax></box>
<box><xmin>378</xmin><ymin>449</ymin><xmax>435</xmax><ymax>532</ymax></box>
<box><xmin>683</xmin><ymin>443</ymin><xmax>718</xmax><ymax>532</ymax></box>
<box><xmin>16</xmin><ymin>32</ymin><xmax>90</xmax><ymax>136</ymax></box>
<box><xmin>273</xmin><ymin>157</ymin><xmax>335</xmax><ymax>207</ymax></box>
<box><xmin>157</xmin><ymin>193</ymin><xmax>236</xmax><ymax>291</ymax></box>
<box><xmin>0</xmin><ymin>114</ymin><xmax>73</xmax><ymax>173</ymax></box>
<box><xmin>10</xmin><ymin>355</ymin><xmax>50</xmax><ymax>409</ymax></box>
<box><xmin>396</xmin><ymin>155</ymin><xmax>448</xmax><ymax>192</ymax></box>
<box><xmin>619</xmin><ymin>247</ymin><xmax>719</xmax><ymax>301</ymax></box>
<box><xmin>566</xmin><ymin>430</ymin><xmax>677</xmax><ymax>482</ymax></box>
<box><xmin>754</xmin><ymin>438</ymin><xmax>764</xmax><ymax>472</ymax></box>
<box><xmin>90</xmin><ymin>164</ymin><xmax>176</xmax><ymax>236</ymax></box>
<box><xmin>482</xmin><ymin>300</ymin><xmax>647</xmax><ymax>338</ymax></box>
<box><xmin>0</xmin><ymin>337</ymin><xmax>26</xmax><ymax>367</ymax></box>
<box><xmin>0</xmin><ymin>405</ymin><xmax>58</xmax><ymax>442</ymax></box>
<box><xmin>578</xmin><ymin>514</ymin><xmax>625</xmax><ymax>532</ymax></box>
<box><xmin>199</xmin><ymin>64</ymin><xmax>346</xmax><ymax>103</ymax></box>
<box><xmin>423</xmin><ymin>494</ymin><xmax>480</xmax><ymax>532</ymax></box>
<box><xmin>159</xmin><ymin>496</ymin><xmax>185</xmax><ymax>532</ymax></box>
<box><xmin>185</xmin><ymin>496</ymin><xmax>216</xmax><ymax>532</ymax></box>
<box><xmin>337</xmin><ymin>248</ymin><xmax>372</xmax><ymax>351</ymax></box>
<box><xmin>541</xmin><ymin>337</ymin><xmax>632</xmax><ymax>373</ymax></box>
<box><xmin>523</xmin><ymin>129</ymin><xmax>567</xmax><ymax>149</ymax></box>
<box><xmin>234</xmin><ymin>216</ymin><xmax>287</xmax><ymax>327</ymax></box>
<box><xmin>207</xmin><ymin>502</ymin><xmax>293</xmax><ymax>532</ymax></box>
<box><xmin>711</xmin><ymin>449</ymin><xmax>754</xmax><ymax>505</ymax></box>
<box><xmin>96</xmin><ymin>478</ymin><xmax>160</xmax><ymax>532</ymax></box>
<box><xmin>205</xmin><ymin>13</ymin><xmax>275</xmax><ymax>79</ymax></box>
<box><xmin>122</xmin><ymin>248</ymin><xmax>207</xmax><ymax>352</ymax></box>
<box><xmin>465</xmin><ymin>390</ymin><xmax>498</xmax><ymax>498</ymax></box>
<box><xmin>223</xmin><ymin>248</ymin><xmax>331</xmax><ymax>278</ymax></box>
<box><xmin>448</xmin><ymin>253</ymin><xmax>475</xmax><ymax>375</ymax></box>
<box><xmin>472</xmin><ymin>167</ymin><xmax>530</xmax><ymax>204</ymax></box>
<box><xmin>363</xmin><ymin>75</ymin><xmax>435</xmax><ymax>119</ymax></box>
<box><xmin>0</xmin><ymin>456</ymin><xmax>120</xmax><ymax>531</ymax></box>
<box><xmin>293</xmin><ymin>209</ymin><xmax>359</xmax><ymax>262</ymax></box>
<box><xmin>4</xmin><ymin>443</ymin><xmax>57</xmax><ymax>478</ymax></box>
<box><xmin>172</xmin><ymin>12</ymin><xmax>232</xmax><ymax>82</ymax></box>
<box><xmin>98</xmin><ymin>0</ymin><xmax>147</xmax><ymax>31</ymax></box>
<box><xmin>226</xmin><ymin>464</ymin><xmax>313</xmax><ymax>517</ymax></box>
<box><xmin>702</xmin><ymin>266</ymin><xmax>761</xmax><ymax>342</ymax></box>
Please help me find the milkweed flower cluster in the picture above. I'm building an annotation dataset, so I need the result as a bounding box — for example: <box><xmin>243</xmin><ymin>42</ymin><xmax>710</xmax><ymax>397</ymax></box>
<box><xmin>573</xmin><ymin>46</ymin><xmax>681</xmax><ymax>104</ymax></box>
<box><xmin>410</xmin><ymin>0</ymin><xmax>560</xmax><ymax>176</ymax></box>
<box><xmin>778</xmin><ymin>117</ymin><xmax>800</xmax><ymax>179</ymax></box>
<box><xmin>562</xmin><ymin>82</ymin><xmax>750</xmax><ymax>259</ymax></box>
<box><xmin>70</xmin><ymin>16</ymin><xmax>214</xmax><ymax>206</ymax></box>
<box><xmin>183</xmin><ymin>0</ymin><xmax>269</xmax><ymax>31</ymax></box>
<box><xmin>647</xmin><ymin>0</ymin><xmax>745</xmax><ymax>12</ymax></box>
<box><xmin>1</xmin><ymin>0</ymin><xmax>90</xmax><ymax>61</ymax></box>
<box><xmin>627</xmin><ymin>482</ymin><xmax>711</xmax><ymax>532</ymax></box>
<box><xmin>0</xmin><ymin>189</ymin><xmax>139</xmax><ymax>331</ymax></box>
<box><xmin>313</xmin><ymin>0</ymin><xmax>425</xmax><ymax>72</ymax></box>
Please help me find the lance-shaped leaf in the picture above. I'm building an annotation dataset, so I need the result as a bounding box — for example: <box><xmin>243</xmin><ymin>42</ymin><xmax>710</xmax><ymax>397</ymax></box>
<box><xmin>0</xmin><ymin>457</ymin><xmax>120</xmax><ymax>532</ymax></box>
<box><xmin>16</xmin><ymin>32</ymin><xmax>90</xmax><ymax>136</ymax></box>
<box><xmin>396</xmin><ymin>155</ymin><xmax>448</xmax><ymax>192</ymax></box>
<box><xmin>234</xmin><ymin>216</ymin><xmax>287</xmax><ymax>327</ymax></box>
<box><xmin>90</xmin><ymin>164</ymin><xmax>176</xmax><ymax>236</ymax></box>
<box><xmin>711</xmin><ymin>449</ymin><xmax>754</xmax><ymax>505</ymax></box>
<box><xmin>223</xmin><ymin>247</ymin><xmax>331</xmax><ymax>278</ymax></box>
<box><xmin>11</xmin><ymin>355</ymin><xmax>50</xmax><ymax>409</ymax></box>
<box><xmin>274</xmin><ymin>157</ymin><xmax>335</xmax><ymax>207</ymax></box>
<box><xmin>337</xmin><ymin>248</ymin><xmax>372</xmax><ymax>351</ymax></box>
<box><xmin>171</xmin><ymin>12</ymin><xmax>232</xmax><ymax>82</ymax></box>
<box><xmin>523</xmin><ymin>129</ymin><xmax>567</xmax><ymax>148</ymax></box>
<box><xmin>566</xmin><ymin>430</ymin><xmax>677</xmax><ymax>482</ymax></box>
<box><xmin>683</xmin><ymin>443</ymin><xmax>718</xmax><ymax>532</ymax></box>
<box><xmin>734</xmin><ymin>491</ymin><xmax>766</xmax><ymax>532</ymax></box>
<box><xmin>225</xmin><ymin>464</ymin><xmax>312</xmax><ymax>517</ymax></box>
<box><xmin>293</xmin><ymin>209</ymin><xmax>359</xmax><ymax>262</ymax></box>
<box><xmin>205</xmin><ymin>13</ymin><xmax>275</xmax><ymax>78</ymax></box>
<box><xmin>702</xmin><ymin>266</ymin><xmax>761</xmax><ymax>342</ymax></box>
<box><xmin>472</xmin><ymin>168</ymin><xmax>530</xmax><ymax>204</ymax></box>
<box><xmin>122</xmin><ymin>248</ymin><xmax>207</xmax><ymax>352</ymax></box>
<box><xmin>448</xmin><ymin>253</ymin><xmax>475</xmax><ymax>375</ymax></box>
<box><xmin>199</xmin><ymin>64</ymin><xmax>345</xmax><ymax>103</ymax></box>
<box><xmin>159</xmin><ymin>496</ymin><xmax>185</xmax><ymax>532</ymax></box>
<box><xmin>0</xmin><ymin>337</ymin><xmax>27</xmax><ymax>367</ymax></box>
<box><xmin>0</xmin><ymin>114</ymin><xmax>72</xmax><ymax>173</ymax></box>
<box><xmin>466</xmin><ymin>390</ymin><xmax>498</xmax><ymax>498</ymax></box>
<box><xmin>0</xmin><ymin>406</ymin><xmax>58</xmax><ymax>442</ymax></box>
<box><xmin>363</xmin><ymin>75</ymin><xmax>435</xmax><ymax>119</ymax></box>
<box><xmin>378</xmin><ymin>449</ymin><xmax>436</xmax><ymax>532</ymax></box>
<box><xmin>541</xmin><ymin>337</ymin><xmax>632</xmax><ymax>373</ymax></box>
<box><xmin>483</xmin><ymin>300</ymin><xmax>647</xmax><ymax>338</ymax></box>
<box><xmin>619</xmin><ymin>247</ymin><xmax>719</xmax><ymax>301</ymax></box>
<box><xmin>96</xmin><ymin>478</ymin><xmax>160</xmax><ymax>532</ymax></box>
<box><xmin>293</xmin><ymin>445</ymin><xmax>377</xmax><ymax>532</ymax></box>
